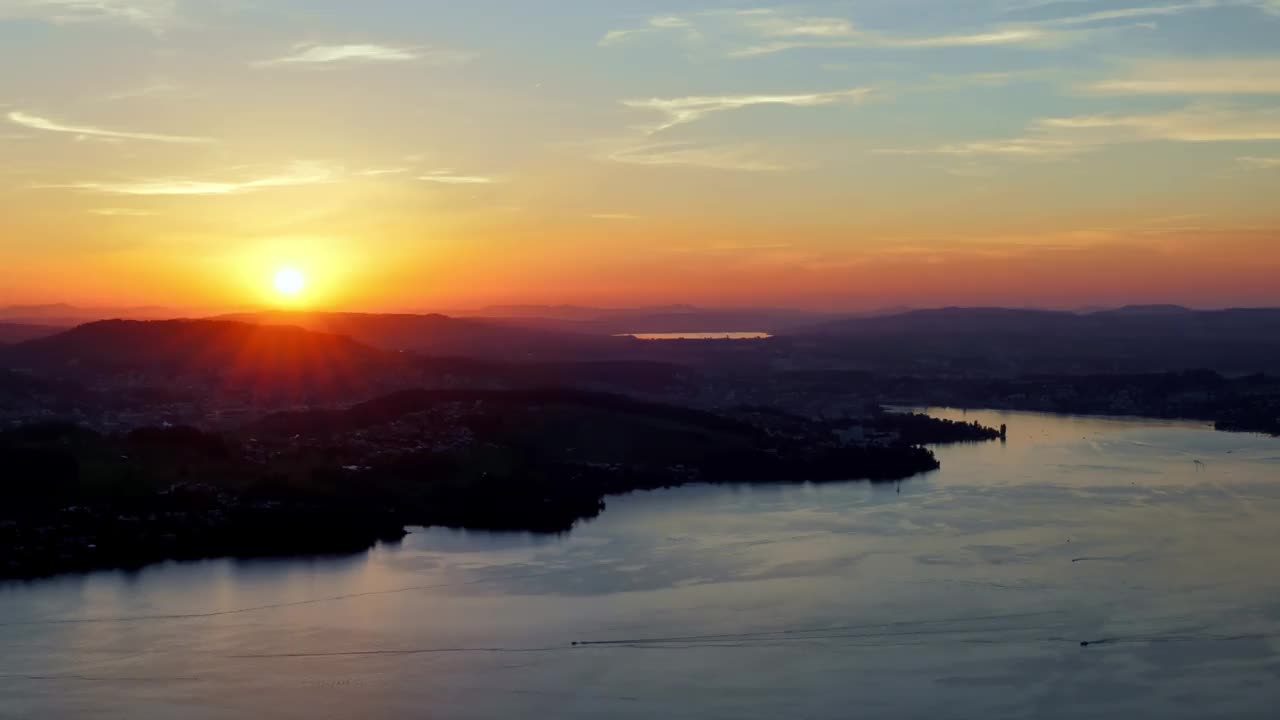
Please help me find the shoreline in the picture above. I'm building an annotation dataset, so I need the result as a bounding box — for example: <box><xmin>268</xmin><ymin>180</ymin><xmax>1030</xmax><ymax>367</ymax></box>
<box><xmin>3</xmin><ymin>393</ymin><xmax>984</xmax><ymax>581</ymax></box>
<box><xmin>1</xmin><ymin>464</ymin><xmax>937</xmax><ymax>583</ymax></box>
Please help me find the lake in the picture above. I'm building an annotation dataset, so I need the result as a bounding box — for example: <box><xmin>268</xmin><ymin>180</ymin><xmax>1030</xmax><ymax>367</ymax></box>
<box><xmin>3</xmin><ymin>409</ymin><xmax>1279</xmax><ymax>719</ymax></box>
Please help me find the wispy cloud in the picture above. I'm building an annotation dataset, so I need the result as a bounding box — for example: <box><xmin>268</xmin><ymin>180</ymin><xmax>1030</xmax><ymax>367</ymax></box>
<box><xmin>591</xmin><ymin>213</ymin><xmax>642</xmax><ymax>221</ymax></box>
<box><xmin>603</xmin><ymin>2</ymin><xmax>1278</xmax><ymax>59</ymax></box>
<box><xmin>607</xmin><ymin>141</ymin><xmax>790</xmax><ymax>172</ymax></box>
<box><xmin>255</xmin><ymin>43</ymin><xmax>470</xmax><ymax>67</ymax></box>
<box><xmin>1025</xmin><ymin>2</ymin><xmax>1230</xmax><ymax>26</ymax></box>
<box><xmin>602</xmin><ymin>7</ymin><xmax>1118</xmax><ymax>59</ymax></box>
<box><xmin>1239</xmin><ymin>155</ymin><xmax>1280</xmax><ymax>168</ymax></box>
<box><xmin>2</xmin><ymin>0</ymin><xmax>177</xmax><ymax>32</ymax></box>
<box><xmin>731</xmin><ymin>27</ymin><xmax>1053</xmax><ymax>57</ymax></box>
<box><xmin>8</xmin><ymin>111</ymin><xmax>213</xmax><ymax>144</ymax></box>
<box><xmin>47</xmin><ymin>163</ymin><xmax>337</xmax><ymax>195</ymax></box>
<box><xmin>623</xmin><ymin>87</ymin><xmax>872</xmax><ymax>133</ymax></box>
<box><xmin>875</xmin><ymin>139</ymin><xmax>1085</xmax><ymax>158</ymax></box>
<box><xmin>417</xmin><ymin>170</ymin><xmax>498</xmax><ymax>184</ymax></box>
<box><xmin>879</xmin><ymin>104</ymin><xmax>1280</xmax><ymax>159</ymax></box>
<box><xmin>357</xmin><ymin>167</ymin><xmax>411</xmax><ymax>177</ymax></box>
<box><xmin>1006</xmin><ymin>0</ymin><xmax>1280</xmax><ymax>24</ymax></box>
<box><xmin>1038</xmin><ymin>105</ymin><xmax>1280</xmax><ymax>141</ymax></box>
<box><xmin>100</xmin><ymin>80</ymin><xmax>190</xmax><ymax>102</ymax></box>
<box><xmin>1085</xmin><ymin>58</ymin><xmax>1280</xmax><ymax>95</ymax></box>
<box><xmin>599</xmin><ymin>15</ymin><xmax>701</xmax><ymax>46</ymax></box>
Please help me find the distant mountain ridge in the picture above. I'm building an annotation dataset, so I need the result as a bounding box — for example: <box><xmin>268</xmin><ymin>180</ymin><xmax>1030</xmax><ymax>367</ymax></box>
<box><xmin>800</xmin><ymin>306</ymin><xmax>1280</xmax><ymax>374</ymax></box>
<box><xmin>1095</xmin><ymin>304</ymin><xmax>1195</xmax><ymax>316</ymax></box>
<box><xmin>809</xmin><ymin>305</ymin><xmax>1279</xmax><ymax>331</ymax></box>
<box><xmin>471</xmin><ymin>306</ymin><xmax>840</xmax><ymax>335</ymax></box>
<box><xmin>0</xmin><ymin>304</ymin><xmax>202</xmax><ymax>326</ymax></box>
<box><xmin>6</xmin><ymin>306</ymin><xmax>1280</xmax><ymax>382</ymax></box>
<box><xmin>215</xmin><ymin>310</ymin><xmax>631</xmax><ymax>359</ymax></box>
<box><xmin>0</xmin><ymin>323</ymin><xmax>63</xmax><ymax>345</ymax></box>
<box><xmin>466</xmin><ymin>304</ymin><xmax>704</xmax><ymax>319</ymax></box>
<box><xmin>0</xmin><ymin>320</ymin><xmax>397</xmax><ymax>397</ymax></box>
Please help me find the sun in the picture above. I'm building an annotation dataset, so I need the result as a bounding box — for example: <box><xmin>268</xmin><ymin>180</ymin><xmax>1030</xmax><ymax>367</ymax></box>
<box><xmin>274</xmin><ymin>267</ymin><xmax>306</xmax><ymax>298</ymax></box>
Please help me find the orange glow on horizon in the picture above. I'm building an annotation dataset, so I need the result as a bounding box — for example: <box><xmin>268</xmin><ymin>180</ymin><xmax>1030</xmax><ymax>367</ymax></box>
<box><xmin>3</xmin><ymin>216</ymin><xmax>1279</xmax><ymax>314</ymax></box>
<box><xmin>2</xmin><ymin>2</ymin><xmax>1279</xmax><ymax>314</ymax></box>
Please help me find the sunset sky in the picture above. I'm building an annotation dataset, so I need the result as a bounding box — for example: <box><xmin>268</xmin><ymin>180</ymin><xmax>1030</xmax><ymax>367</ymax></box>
<box><xmin>2</xmin><ymin>0</ymin><xmax>1279</xmax><ymax>312</ymax></box>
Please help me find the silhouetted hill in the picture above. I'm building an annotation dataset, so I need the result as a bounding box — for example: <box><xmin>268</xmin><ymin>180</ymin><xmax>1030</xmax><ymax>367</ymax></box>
<box><xmin>252</xmin><ymin>386</ymin><xmax>943</xmax><ymax>517</ymax></box>
<box><xmin>0</xmin><ymin>303</ymin><xmax>189</xmax><ymax>326</ymax></box>
<box><xmin>815</xmin><ymin>307</ymin><xmax>1064</xmax><ymax>332</ymax></box>
<box><xmin>798</xmin><ymin>307</ymin><xmax>1280</xmax><ymax>374</ymax></box>
<box><xmin>0</xmin><ymin>304</ymin><xmax>82</xmax><ymax>325</ymax></box>
<box><xmin>416</xmin><ymin>357</ymin><xmax>700</xmax><ymax>396</ymax></box>
<box><xmin>0</xmin><ymin>323</ymin><xmax>63</xmax><ymax>344</ymax></box>
<box><xmin>0</xmin><ymin>320</ymin><xmax>397</xmax><ymax>396</ymax></box>
<box><xmin>1097</xmin><ymin>304</ymin><xmax>1194</xmax><ymax>316</ymax></box>
<box><xmin>255</xmin><ymin>387</ymin><xmax>756</xmax><ymax>445</ymax></box>
<box><xmin>472</xmin><ymin>303</ymin><xmax>699</xmax><ymax>319</ymax></box>
<box><xmin>217</xmin><ymin>311</ymin><xmax>629</xmax><ymax>359</ymax></box>
<box><xmin>476</xmin><ymin>305</ymin><xmax>834</xmax><ymax>335</ymax></box>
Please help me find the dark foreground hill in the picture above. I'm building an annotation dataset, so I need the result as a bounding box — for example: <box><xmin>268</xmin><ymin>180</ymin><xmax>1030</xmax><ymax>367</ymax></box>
<box><xmin>0</xmin><ymin>388</ymin><xmax>966</xmax><ymax>578</ymax></box>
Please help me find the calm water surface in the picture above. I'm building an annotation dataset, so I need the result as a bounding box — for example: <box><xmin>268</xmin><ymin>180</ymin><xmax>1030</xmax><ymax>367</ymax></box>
<box><xmin>3</xmin><ymin>409</ymin><xmax>1280</xmax><ymax>719</ymax></box>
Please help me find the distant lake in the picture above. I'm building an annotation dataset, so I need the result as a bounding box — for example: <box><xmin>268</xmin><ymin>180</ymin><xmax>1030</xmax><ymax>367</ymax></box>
<box><xmin>620</xmin><ymin>331</ymin><xmax>772</xmax><ymax>340</ymax></box>
<box><xmin>3</xmin><ymin>409</ymin><xmax>1279</xmax><ymax>718</ymax></box>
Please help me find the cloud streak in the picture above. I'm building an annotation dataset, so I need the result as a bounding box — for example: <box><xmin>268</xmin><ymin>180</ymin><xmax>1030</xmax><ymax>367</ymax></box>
<box><xmin>1027</xmin><ymin>1</ymin><xmax>1231</xmax><ymax>26</ymax></box>
<box><xmin>879</xmin><ymin>104</ymin><xmax>1280</xmax><ymax>159</ymax></box>
<box><xmin>8</xmin><ymin>111</ymin><xmax>213</xmax><ymax>144</ymax></box>
<box><xmin>1239</xmin><ymin>156</ymin><xmax>1280</xmax><ymax>168</ymax></box>
<box><xmin>418</xmin><ymin>170</ymin><xmax>498</xmax><ymax>184</ymax></box>
<box><xmin>599</xmin><ymin>15</ymin><xmax>700</xmax><ymax>46</ymax></box>
<box><xmin>48</xmin><ymin>163</ymin><xmax>337</xmax><ymax>195</ymax></box>
<box><xmin>602</xmin><ymin>2</ymin><xmax>1280</xmax><ymax>59</ymax></box>
<box><xmin>3</xmin><ymin>0</ymin><xmax>177</xmax><ymax>32</ymax></box>
<box><xmin>357</xmin><ymin>167</ymin><xmax>411</xmax><ymax>177</ymax></box>
<box><xmin>255</xmin><ymin>44</ymin><xmax>469</xmax><ymax>67</ymax></box>
<box><xmin>875</xmin><ymin>139</ymin><xmax>1084</xmax><ymax>158</ymax></box>
<box><xmin>101</xmin><ymin>81</ymin><xmax>189</xmax><ymax>102</ymax></box>
<box><xmin>602</xmin><ymin>7</ymin><xmax>1134</xmax><ymax>59</ymax></box>
<box><xmin>1038</xmin><ymin>105</ymin><xmax>1280</xmax><ymax>142</ymax></box>
<box><xmin>607</xmin><ymin>142</ymin><xmax>790</xmax><ymax>172</ymax></box>
<box><xmin>730</xmin><ymin>27</ymin><xmax>1053</xmax><ymax>57</ymax></box>
<box><xmin>1007</xmin><ymin>0</ymin><xmax>1280</xmax><ymax>25</ymax></box>
<box><xmin>623</xmin><ymin>88</ymin><xmax>872</xmax><ymax>132</ymax></box>
<box><xmin>1086</xmin><ymin>58</ymin><xmax>1280</xmax><ymax>95</ymax></box>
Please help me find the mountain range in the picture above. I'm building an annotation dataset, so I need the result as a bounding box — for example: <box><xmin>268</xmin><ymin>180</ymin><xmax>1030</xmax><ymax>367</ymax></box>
<box><xmin>5</xmin><ymin>307</ymin><xmax>1280</xmax><ymax>384</ymax></box>
<box><xmin>215</xmin><ymin>311</ymin><xmax>631</xmax><ymax>359</ymax></box>
<box><xmin>800</xmin><ymin>307</ymin><xmax>1280</xmax><ymax>374</ymax></box>
<box><xmin>0</xmin><ymin>320</ymin><xmax>397</xmax><ymax>400</ymax></box>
